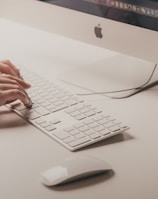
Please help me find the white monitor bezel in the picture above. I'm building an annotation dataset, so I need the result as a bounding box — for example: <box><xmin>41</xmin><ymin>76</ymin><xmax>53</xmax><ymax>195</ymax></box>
<box><xmin>1</xmin><ymin>0</ymin><xmax>158</xmax><ymax>63</ymax></box>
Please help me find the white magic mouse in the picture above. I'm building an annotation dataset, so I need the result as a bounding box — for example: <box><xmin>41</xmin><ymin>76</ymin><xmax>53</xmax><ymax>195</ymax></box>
<box><xmin>41</xmin><ymin>156</ymin><xmax>112</xmax><ymax>186</ymax></box>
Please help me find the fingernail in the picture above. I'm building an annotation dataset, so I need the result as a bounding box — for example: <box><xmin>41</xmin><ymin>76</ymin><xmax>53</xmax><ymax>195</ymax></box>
<box><xmin>25</xmin><ymin>82</ymin><xmax>31</xmax><ymax>88</ymax></box>
<box><xmin>28</xmin><ymin>98</ymin><xmax>33</xmax><ymax>108</ymax></box>
<box><xmin>23</xmin><ymin>81</ymin><xmax>31</xmax><ymax>88</ymax></box>
<box><xmin>19</xmin><ymin>75</ymin><xmax>24</xmax><ymax>80</ymax></box>
<box><xmin>25</xmin><ymin>97</ymin><xmax>32</xmax><ymax>108</ymax></box>
<box><xmin>27</xmin><ymin>82</ymin><xmax>31</xmax><ymax>86</ymax></box>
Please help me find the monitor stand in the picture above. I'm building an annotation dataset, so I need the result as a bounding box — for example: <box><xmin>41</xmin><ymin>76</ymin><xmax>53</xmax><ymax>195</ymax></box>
<box><xmin>58</xmin><ymin>53</ymin><xmax>157</xmax><ymax>95</ymax></box>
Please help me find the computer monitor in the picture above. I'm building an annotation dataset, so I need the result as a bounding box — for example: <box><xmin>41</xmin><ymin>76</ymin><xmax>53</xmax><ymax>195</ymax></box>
<box><xmin>2</xmin><ymin>0</ymin><xmax>158</xmax><ymax>93</ymax></box>
<box><xmin>37</xmin><ymin>0</ymin><xmax>158</xmax><ymax>93</ymax></box>
<box><xmin>38</xmin><ymin>0</ymin><xmax>158</xmax><ymax>62</ymax></box>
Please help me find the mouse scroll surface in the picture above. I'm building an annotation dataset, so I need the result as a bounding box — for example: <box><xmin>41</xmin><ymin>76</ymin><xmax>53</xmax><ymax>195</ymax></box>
<box><xmin>41</xmin><ymin>166</ymin><xmax>69</xmax><ymax>186</ymax></box>
<box><xmin>41</xmin><ymin>156</ymin><xmax>112</xmax><ymax>186</ymax></box>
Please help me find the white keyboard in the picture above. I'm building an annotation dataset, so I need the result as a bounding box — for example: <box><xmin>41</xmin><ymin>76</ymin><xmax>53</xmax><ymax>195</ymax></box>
<box><xmin>8</xmin><ymin>69</ymin><xmax>129</xmax><ymax>151</ymax></box>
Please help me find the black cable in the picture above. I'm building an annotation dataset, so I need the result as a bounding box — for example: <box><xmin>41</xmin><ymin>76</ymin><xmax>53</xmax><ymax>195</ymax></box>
<box><xmin>77</xmin><ymin>64</ymin><xmax>157</xmax><ymax>99</ymax></box>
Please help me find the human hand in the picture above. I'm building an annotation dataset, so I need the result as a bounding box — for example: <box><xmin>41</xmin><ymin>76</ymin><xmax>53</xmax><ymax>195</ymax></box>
<box><xmin>0</xmin><ymin>60</ymin><xmax>32</xmax><ymax>107</ymax></box>
<box><xmin>0</xmin><ymin>59</ymin><xmax>22</xmax><ymax>77</ymax></box>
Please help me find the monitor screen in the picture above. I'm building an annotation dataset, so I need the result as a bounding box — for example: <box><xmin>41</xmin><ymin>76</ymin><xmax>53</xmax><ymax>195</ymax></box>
<box><xmin>39</xmin><ymin>0</ymin><xmax>158</xmax><ymax>31</ymax></box>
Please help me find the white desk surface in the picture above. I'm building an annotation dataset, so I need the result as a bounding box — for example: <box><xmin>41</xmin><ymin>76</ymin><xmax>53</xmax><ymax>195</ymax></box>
<box><xmin>0</xmin><ymin>18</ymin><xmax>158</xmax><ymax>199</ymax></box>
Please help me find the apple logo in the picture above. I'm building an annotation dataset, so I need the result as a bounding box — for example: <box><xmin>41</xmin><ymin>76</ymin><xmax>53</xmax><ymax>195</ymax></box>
<box><xmin>94</xmin><ymin>24</ymin><xmax>103</xmax><ymax>38</ymax></box>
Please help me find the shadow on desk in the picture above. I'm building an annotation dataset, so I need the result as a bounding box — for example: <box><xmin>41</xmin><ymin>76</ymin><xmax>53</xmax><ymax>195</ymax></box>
<box><xmin>46</xmin><ymin>170</ymin><xmax>114</xmax><ymax>191</ymax></box>
<box><xmin>0</xmin><ymin>108</ymin><xmax>28</xmax><ymax>129</ymax></box>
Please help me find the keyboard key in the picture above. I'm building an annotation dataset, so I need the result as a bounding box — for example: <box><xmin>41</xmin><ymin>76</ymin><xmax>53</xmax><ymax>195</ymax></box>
<box><xmin>45</xmin><ymin>125</ymin><xmax>56</xmax><ymax>132</ymax></box>
<box><xmin>64</xmin><ymin>127</ymin><xmax>75</xmax><ymax>132</ymax></box>
<box><xmin>99</xmin><ymin>128</ymin><xmax>111</xmax><ymax>135</ymax></box>
<box><xmin>65</xmin><ymin>99</ymin><xmax>78</xmax><ymax>106</ymax></box>
<box><xmin>14</xmin><ymin>104</ymin><xmax>26</xmax><ymax>111</ymax></box>
<box><xmin>75</xmin><ymin>114</ymin><xmax>86</xmax><ymax>120</ymax></box>
<box><xmin>50</xmin><ymin>105</ymin><xmax>68</xmax><ymax>113</ymax></box>
<box><xmin>74</xmin><ymin>132</ymin><xmax>85</xmax><ymax>139</ymax></box>
<box><xmin>50</xmin><ymin>119</ymin><xmax>61</xmax><ymax>124</ymax></box>
<box><xmin>68</xmin><ymin>128</ymin><xmax>80</xmax><ymax>135</ymax></box>
<box><xmin>94</xmin><ymin>125</ymin><xmax>105</xmax><ymax>132</ymax></box>
<box><xmin>109</xmin><ymin>126</ymin><xmax>120</xmax><ymax>132</ymax></box>
<box><xmin>98</xmin><ymin>118</ymin><xmax>109</xmax><ymax>125</ymax></box>
<box><xmin>45</xmin><ymin>104</ymin><xmax>56</xmax><ymax>111</ymax></box>
<box><xmin>34</xmin><ymin>107</ymin><xmax>50</xmax><ymax>116</ymax></box>
<box><xmin>40</xmin><ymin>101</ymin><xmax>51</xmax><ymax>107</ymax></box>
<box><xmin>53</xmin><ymin>101</ymin><xmax>63</xmax><ymax>106</ymax></box>
<box><xmin>92</xmin><ymin>115</ymin><xmax>104</xmax><ymax>121</ymax></box>
<box><xmin>90</xmin><ymin>133</ymin><xmax>101</xmax><ymax>139</ymax></box>
<box><xmin>74</xmin><ymin>123</ymin><xmax>85</xmax><ymax>129</ymax></box>
<box><xmin>68</xmin><ymin>137</ymin><xmax>91</xmax><ymax>147</ymax></box>
<box><xmin>70</xmin><ymin>111</ymin><xmax>80</xmax><ymax>117</ymax></box>
<box><xmin>63</xmin><ymin>136</ymin><xmax>75</xmax><ymax>143</ymax></box>
<box><xmin>26</xmin><ymin>112</ymin><xmax>41</xmax><ymax>120</ymax></box>
<box><xmin>65</xmin><ymin>108</ymin><xmax>76</xmax><ymax>114</ymax></box>
<box><xmin>52</xmin><ymin>131</ymin><xmax>70</xmax><ymax>140</ymax></box>
<box><xmin>83</xmin><ymin>119</ymin><xmax>93</xmax><ymax>125</ymax></box>
<box><xmin>35</xmin><ymin>118</ymin><xmax>46</xmax><ymax>124</ymax></box>
<box><xmin>40</xmin><ymin>122</ymin><xmax>51</xmax><ymax>128</ymax></box>
<box><xmin>103</xmin><ymin>121</ymin><xmax>115</xmax><ymax>128</ymax></box>
<box><xmin>85</xmin><ymin>110</ymin><xmax>96</xmax><ymax>117</ymax></box>
<box><xmin>80</xmin><ymin>107</ymin><xmax>90</xmax><ymax>113</ymax></box>
<box><xmin>84</xmin><ymin>129</ymin><xmax>96</xmax><ymax>135</ymax></box>
<box><xmin>88</xmin><ymin>122</ymin><xmax>99</xmax><ymax>128</ymax></box>
<box><xmin>35</xmin><ymin>98</ymin><xmax>45</xmax><ymax>104</ymax></box>
<box><xmin>78</xmin><ymin>125</ymin><xmax>89</xmax><ymax>132</ymax></box>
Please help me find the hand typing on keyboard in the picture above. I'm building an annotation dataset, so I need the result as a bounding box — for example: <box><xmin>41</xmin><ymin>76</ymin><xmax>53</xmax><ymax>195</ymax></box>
<box><xmin>6</xmin><ymin>67</ymin><xmax>129</xmax><ymax>151</ymax></box>
<box><xmin>0</xmin><ymin>60</ymin><xmax>32</xmax><ymax>108</ymax></box>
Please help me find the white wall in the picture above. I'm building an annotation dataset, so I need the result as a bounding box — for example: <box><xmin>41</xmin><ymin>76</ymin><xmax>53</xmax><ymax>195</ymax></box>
<box><xmin>0</xmin><ymin>0</ymin><xmax>70</xmax><ymax>34</ymax></box>
<box><xmin>0</xmin><ymin>0</ymin><xmax>5</xmax><ymax>16</ymax></box>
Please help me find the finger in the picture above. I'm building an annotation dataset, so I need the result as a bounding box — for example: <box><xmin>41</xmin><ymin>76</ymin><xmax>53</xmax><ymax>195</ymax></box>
<box><xmin>0</xmin><ymin>83</ymin><xmax>30</xmax><ymax>99</ymax></box>
<box><xmin>0</xmin><ymin>62</ymin><xmax>18</xmax><ymax>77</ymax></box>
<box><xmin>0</xmin><ymin>76</ymin><xmax>31</xmax><ymax>103</ymax></box>
<box><xmin>0</xmin><ymin>74</ymin><xmax>31</xmax><ymax>89</ymax></box>
<box><xmin>1</xmin><ymin>60</ymin><xmax>20</xmax><ymax>77</ymax></box>
<box><xmin>0</xmin><ymin>83</ymin><xmax>24</xmax><ymax>91</ymax></box>
<box><xmin>0</xmin><ymin>89</ymin><xmax>31</xmax><ymax>107</ymax></box>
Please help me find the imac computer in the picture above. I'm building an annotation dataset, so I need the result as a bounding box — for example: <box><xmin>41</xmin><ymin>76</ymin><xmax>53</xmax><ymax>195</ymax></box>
<box><xmin>2</xmin><ymin>0</ymin><xmax>158</xmax><ymax>95</ymax></box>
<box><xmin>37</xmin><ymin>0</ymin><xmax>158</xmax><ymax>95</ymax></box>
